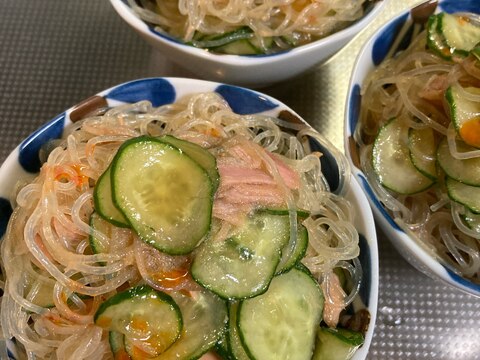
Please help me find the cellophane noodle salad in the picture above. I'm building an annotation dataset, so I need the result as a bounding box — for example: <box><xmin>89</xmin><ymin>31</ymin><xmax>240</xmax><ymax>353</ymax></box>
<box><xmin>355</xmin><ymin>11</ymin><xmax>480</xmax><ymax>283</ymax></box>
<box><xmin>128</xmin><ymin>0</ymin><xmax>367</xmax><ymax>54</ymax></box>
<box><xmin>0</xmin><ymin>91</ymin><xmax>366</xmax><ymax>359</ymax></box>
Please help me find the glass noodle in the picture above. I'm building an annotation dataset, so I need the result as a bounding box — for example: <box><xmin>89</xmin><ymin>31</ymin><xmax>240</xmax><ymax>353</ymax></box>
<box><xmin>355</xmin><ymin>18</ymin><xmax>480</xmax><ymax>283</ymax></box>
<box><xmin>0</xmin><ymin>92</ymin><xmax>362</xmax><ymax>359</ymax></box>
<box><xmin>129</xmin><ymin>0</ymin><xmax>366</xmax><ymax>53</ymax></box>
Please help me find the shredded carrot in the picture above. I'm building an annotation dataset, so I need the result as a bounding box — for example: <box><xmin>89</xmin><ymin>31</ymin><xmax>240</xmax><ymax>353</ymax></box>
<box><xmin>152</xmin><ymin>268</ymin><xmax>190</xmax><ymax>289</ymax></box>
<box><xmin>460</xmin><ymin>117</ymin><xmax>480</xmax><ymax>148</ymax></box>
<box><xmin>114</xmin><ymin>350</ymin><xmax>132</xmax><ymax>360</ymax></box>
<box><xmin>130</xmin><ymin>316</ymin><xmax>149</xmax><ymax>332</ymax></box>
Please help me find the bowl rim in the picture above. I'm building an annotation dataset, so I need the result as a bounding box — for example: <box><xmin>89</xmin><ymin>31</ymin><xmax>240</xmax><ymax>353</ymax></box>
<box><xmin>109</xmin><ymin>0</ymin><xmax>387</xmax><ymax>66</ymax></box>
<box><xmin>343</xmin><ymin>1</ymin><xmax>480</xmax><ymax>298</ymax></box>
<box><xmin>0</xmin><ymin>77</ymin><xmax>379</xmax><ymax>359</ymax></box>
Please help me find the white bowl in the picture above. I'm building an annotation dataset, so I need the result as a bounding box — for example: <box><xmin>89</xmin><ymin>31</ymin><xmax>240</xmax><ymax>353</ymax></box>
<box><xmin>345</xmin><ymin>0</ymin><xmax>480</xmax><ymax>297</ymax></box>
<box><xmin>0</xmin><ymin>77</ymin><xmax>378</xmax><ymax>359</ymax></box>
<box><xmin>109</xmin><ymin>0</ymin><xmax>386</xmax><ymax>87</ymax></box>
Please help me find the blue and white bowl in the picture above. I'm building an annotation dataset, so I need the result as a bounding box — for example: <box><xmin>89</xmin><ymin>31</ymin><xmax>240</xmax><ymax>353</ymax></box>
<box><xmin>0</xmin><ymin>77</ymin><xmax>378</xmax><ymax>359</ymax></box>
<box><xmin>345</xmin><ymin>0</ymin><xmax>480</xmax><ymax>297</ymax></box>
<box><xmin>109</xmin><ymin>0</ymin><xmax>386</xmax><ymax>87</ymax></box>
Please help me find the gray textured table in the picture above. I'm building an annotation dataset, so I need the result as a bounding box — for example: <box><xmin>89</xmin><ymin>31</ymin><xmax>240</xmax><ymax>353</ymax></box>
<box><xmin>0</xmin><ymin>1</ymin><xmax>479</xmax><ymax>359</ymax></box>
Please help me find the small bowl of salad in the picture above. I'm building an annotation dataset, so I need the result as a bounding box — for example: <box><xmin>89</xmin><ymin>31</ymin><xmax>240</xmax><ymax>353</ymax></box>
<box><xmin>345</xmin><ymin>0</ymin><xmax>480</xmax><ymax>297</ymax></box>
<box><xmin>0</xmin><ymin>77</ymin><xmax>378</xmax><ymax>359</ymax></box>
<box><xmin>109</xmin><ymin>0</ymin><xmax>385</xmax><ymax>87</ymax></box>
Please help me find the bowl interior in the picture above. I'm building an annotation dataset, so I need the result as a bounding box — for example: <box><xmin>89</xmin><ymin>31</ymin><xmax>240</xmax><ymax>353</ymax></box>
<box><xmin>0</xmin><ymin>77</ymin><xmax>378</xmax><ymax>359</ymax></box>
<box><xmin>108</xmin><ymin>0</ymin><xmax>386</xmax><ymax>86</ymax></box>
<box><xmin>113</xmin><ymin>0</ymin><xmax>385</xmax><ymax>59</ymax></box>
<box><xmin>345</xmin><ymin>0</ymin><xmax>480</xmax><ymax>297</ymax></box>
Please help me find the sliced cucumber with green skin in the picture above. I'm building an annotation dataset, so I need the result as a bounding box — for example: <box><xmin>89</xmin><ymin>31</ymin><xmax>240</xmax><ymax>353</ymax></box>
<box><xmin>238</xmin><ymin>266</ymin><xmax>324</xmax><ymax>360</ymax></box>
<box><xmin>216</xmin><ymin>39</ymin><xmax>258</xmax><ymax>55</ymax></box>
<box><xmin>191</xmin><ymin>213</ymin><xmax>290</xmax><ymax>299</ymax></box>
<box><xmin>94</xmin><ymin>166</ymin><xmax>129</xmax><ymax>228</ymax></box>
<box><xmin>191</xmin><ymin>27</ymin><xmax>253</xmax><ymax>49</ymax></box>
<box><xmin>445</xmin><ymin>84</ymin><xmax>480</xmax><ymax>148</ymax></box>
<box><xmin>261</xmin><ymin>207</ymin><xmax>310</xmax><ymax>219</ymax></box>
<box><xmin>89</xmin><ymin>212</ymin><xmax>110</xmax><ymax>255</ymax></box>
<box><xmin>94</xmin><ymin>285</ymin><xmax>182</xmax><ymax>356</ymax></box>
<box><xmin>446</xmin><ymin>177</ymin><xmax>480</xmax><ymax>214</ymax></box>
<box><xmin>228</xmin><ymin>303</ymin><xmax>250</xmax><ymax>360</ymax></box>
<box><xmin>437</xmin><ymin>138</ymin><xmax>480</xmax><ymax>186</ymax></box>
<box><xmin>158</xmin><ymin>135</ymin><xmax>219</xmax><ymax>192</ymax></box>
<box><xmin>111</xmin><ymin>136</ymin><xmax>214</xmax><ymax>255</ymax></box>
<box><xmin>472</xmin><ymin>46</ymin><xmax>480</xmax><ymax>61</ymax></box>
<box><xmin>312</xmin><ymin>327</ymin><xmax>364</xmax><ymax>360</ymax></box>
<box><xmin>275</xmin><ymin>224</ymin><xmax>308</xmax><ymax>275</ymax></box>
<box><xmin>438</xmin><ymin>13</ymin><xmax>480</xmax><ymax>57</ymax></box>
<box><xmin>215</xmin><ymin>330</ymin><xmax>234</xmax><ymax>360</ymax></box>
<box><xmin>372</xmin><ymin>118</ymin><xmax>434</xmax><ymax>194</ymax></box>
<box><xmin>109</xmin><ymin>331</ymin><xmax>131</xmax><ymax>360</ymax></box>
<box><xmin>427</xmin><ymin>14</ymin><xmax>451</xmax><ymax>60</ymax></box>
<box><xmin>462</xmin><ymin>212</ymin><xmax>480</xmax><ymax>232</ymax></box>
<box><xmin>25</xmin><ymin>279</ymin><xmax>55</xmax><ymax>308</ymax></box>
<box><xmin>408</xmin><ymin>127</ymin><xmax>437</xmax><ymax>180</ymax></box>
<box><xmin>152</xmin><ymin>289</ymin><xmax>228</xmax><ymax>360</ymax></box>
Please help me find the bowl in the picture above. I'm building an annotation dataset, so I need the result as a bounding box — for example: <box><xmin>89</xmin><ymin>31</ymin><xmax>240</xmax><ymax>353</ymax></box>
<box><xmin>345</xmin><ymin>0</ymin><xmax>480</xmax><ymax>297</ymax></box>
<box><xmin>0</xmin><ymin>77</ymin><xmax>378</xmax><ymax>359</ymax></box>
<box><xmin>109</xmin><ymin>0</ymin><xmax>386</xmax><ymax>87</ymax></box>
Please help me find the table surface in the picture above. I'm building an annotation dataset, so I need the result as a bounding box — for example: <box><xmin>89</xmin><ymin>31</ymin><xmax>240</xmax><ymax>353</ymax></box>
<box><xmin>0</xmin><ymin>1</ymin><xmax>479</xmax><ymax>359</ymax></box>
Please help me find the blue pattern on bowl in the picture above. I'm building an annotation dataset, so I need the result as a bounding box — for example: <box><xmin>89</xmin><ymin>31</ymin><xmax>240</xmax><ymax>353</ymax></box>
<box><xmin>106</xmin><ymin>78</ymin><xmax>176</xmax><ymax>107</ymax></box>
<box><xmin>440</xmin><ymin>0</ymin><xmax>480</xmax><ymax>13</ymax></box>
<box><xmin>2</xmin><ymin>77</ymin><xmax>377</xmax><ymax>359</ymax></box>
<box><xmin>371</xmin><ymin>12</ymin><xmax>409</xmax><ymax>66</ymax></box>
<box><xmin>346</xmin><ymin>0</ymin><xmax>480</xmax><ymax>297</ymax></box>
<box><xmin>358</xmin><ymin>234</ymin><xmax>371</xmax><ymax>307</ymax></box>
<box><xmin>0</xmin><ymin>198</ymin><xmax>13</xmax><ymax>239</ymax></box>
<box><xmin>445</xmin><ymin>267</ymin><xmax>480</xmax><ymax>292</ymax></box>
<box><xmin>308</xmin><ymin>137</ymin><xmax>340</xmax><ymax>193</ymax></box>
<box><xmin>214</xmin><ymin>84</ymin><xmax>278</xmax><ymax>114</ymax></box>
<box><xmin>348</xmin><ymin>84</ymin><xmax>362</xmax><ymax>135</ymax></box>
<box><xmin>19</xmin><ymin>113</ymin><xmax>66</xmax><ymax>173</ymax></box>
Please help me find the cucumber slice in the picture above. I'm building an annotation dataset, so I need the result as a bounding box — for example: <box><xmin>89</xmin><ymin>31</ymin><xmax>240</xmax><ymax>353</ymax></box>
<box><xmin>228</xmin><ymin>303</ymin><xmax>250</xmax><ymax>360</ymax></box>
<box><xmin>312</xmin><ymin>327</ymin><xmax>364</xmax><ymax>360</ymax></box>
<box><xmin>25</xmin><ymin>278</ymin><xmax>55</xmax><ymax>308</ymax></box>
<box><xmin>111</xmin><ymin>136</ymin><xmax>214</xmax><ymax>255</ymax></box>
<box><xmin>439</xmin><ymin>13</ymin><xmax>480</xmax><ymax>57</ymax></box>
<box><xmin>408</xmin><ymin>127</ymin><xmax>437</xmax><ymax>180</ymax></box>
<box><xmin>191</xmin><ymin>213</ymin><xmax>290</xmax><ymax>299</ymax></box>
<box><xmin>94</xmin><ymin>285</ymin><xmax>183</xmax><ymax>356</ymax></box>
<box><xmin>89</xmin><ymin>212</ymin><xmax>110</xmax><ymax>255</ymax></box>
<box><xmin>215</xmin><ymin>330</ymin><xmax>233</xmax><ymax>360</ymax></box>
<box><xmin>275</xmin><ymin>224</ymin><xmax>308</xmax><ymax>275</ymax></box>
<box><xmin>108</xmin><ymin>331</ymin><xmax>130</xmax><ymax>360</ymax></box>
<box><xmin>446</xmin><ymin>177</ymin><xmax>480</xmax><ymax>214</ymax></box>
<box><xmin>437</xmin><ymin>138</ymin><xmax>480</xmax><ymax>186</ymax></box>
<box><xmin>152</xmin><ymin>289</ymin><xmax>228</xmax><ymax>360</ymax></box>
<box><xmin>427</xmin><ymin>14</ymin><xmax>451</xmax><ymax>60</ymax></box>
<box><xmin>462</xmin><ymin>212</ymin><xmax>480</xmax><ymax>232</ymax></box>
<box><xmin>473</xmin><ymin>46</ymin><xmax>480</xmax><ymax>61</ymax></box>
<box><xmin>94</xmin><ymin>166</ymin><xmax>129</xmax><ymax>228</ymax></box>
<box><xmin>191</xmin><ymin>27</ymin><xmax>253</xmax><ymax>49</ymax></box>
<box><xmin>158</xmin><ymin>135</ymin><xmax>219</xmax><ymax>192</ymax></box>
<box><xmin>445</xmin><ymin>84</ymin><xmax>480</xmax><ymax>148</ymax></box>
<box><xmin>238</xmin><ymin>266</ymin><xmax>324</xmax><ymax>360</ymax></box>
<box><xmin>216</xmin><ymin>39</ymin><xmax>258</xmax><ymax>55</ymax></box>
<box><xmin>261</xmin><ymin>207</ymin><xmax>310</xmax><ymax>219</ymax></box>
<box><xmin>372</xmin><ymin>118</ymin><xmax>434</xmax><ymax>194</ymax></box>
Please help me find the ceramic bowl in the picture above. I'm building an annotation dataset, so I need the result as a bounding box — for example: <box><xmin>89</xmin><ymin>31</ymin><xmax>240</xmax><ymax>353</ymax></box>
<box><xmin>109</xmin><ymin>0</ymin><xmax>386</xmax><ymax>87</ymax></box>
<box><xmin>345</xmin><ymin>0</ymin><xmax>480</xmax><ymax>297</ymax></box>
<box><xmin>0</xmin><ymin>77</ymin><xmax>378</xmax><ymax>359</ymax></box>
